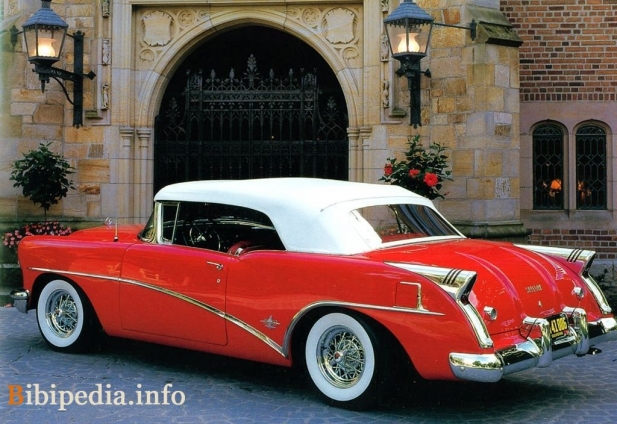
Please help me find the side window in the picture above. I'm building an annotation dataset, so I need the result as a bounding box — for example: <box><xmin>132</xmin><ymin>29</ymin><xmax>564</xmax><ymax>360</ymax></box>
<box><xmin>166</xmin><ymin>201</ymin><xmax>284</xmax><ymax>253</ymax></box>
<box><xmin>576</xmin><ymin>125</ymin><xmax>606</xmax><ymax>210</ymax></box>
<box><xmin>533</xmin><ymin>124</ymin><xmax>564</xmax><ymax>210</ymax></box>
<box><xmin>160</xmin><ymin>202</ymin><xmax>180</xmax><ymax>243</ymax></box>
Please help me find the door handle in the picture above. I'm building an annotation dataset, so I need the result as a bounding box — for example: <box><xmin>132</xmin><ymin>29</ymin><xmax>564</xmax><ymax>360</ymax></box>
<box><xmin>207</xmin><ymin>261</ymin><xmax>224</xmax><ymax>271</ymax></box>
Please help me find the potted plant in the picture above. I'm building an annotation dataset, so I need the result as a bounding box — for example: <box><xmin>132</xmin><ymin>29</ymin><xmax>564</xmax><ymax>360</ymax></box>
<box><xmin>10</xmin><ymin>142</ymin><xmax>75</xmax><ymax>219</ymax></box>
<box><xmin>380</xmin><ymin>135</ymin><xmax>452</xmax><ymax>200</ymax></box>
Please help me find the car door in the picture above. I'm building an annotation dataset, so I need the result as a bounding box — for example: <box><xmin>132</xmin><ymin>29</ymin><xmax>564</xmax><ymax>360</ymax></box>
<box><xmin>118</xmin><ymin>201</ymin><xmax>231</xmax><ymax>346</ymax></box>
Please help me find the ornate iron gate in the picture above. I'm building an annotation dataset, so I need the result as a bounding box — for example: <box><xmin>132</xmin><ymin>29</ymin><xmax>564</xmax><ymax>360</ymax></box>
<box><xmin>154</xmin><ymin>55</ymin><xmax>348</xmax><ymax>192</ymax></box>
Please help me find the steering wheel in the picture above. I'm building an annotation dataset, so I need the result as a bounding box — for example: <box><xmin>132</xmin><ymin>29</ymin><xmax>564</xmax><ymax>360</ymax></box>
<box><xmin>184</xmin><ymin>220</ymin><xmax>221</xmax><ymax>250</ymax></box>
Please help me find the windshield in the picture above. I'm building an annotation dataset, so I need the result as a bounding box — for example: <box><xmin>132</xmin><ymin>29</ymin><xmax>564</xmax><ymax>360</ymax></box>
<box><xmin>351</xmin><ymin>204</ymin><xmax>461</xmax><ymax>245</ymax></box>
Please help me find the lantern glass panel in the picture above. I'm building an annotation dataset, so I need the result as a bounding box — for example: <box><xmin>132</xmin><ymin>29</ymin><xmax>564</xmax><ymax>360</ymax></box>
<box><xmin>386</xmin><ymin>21</ymin><xmax>432</xmax><ymax>58</ymax></box>
<box><xmin>24</xmin><ymin>24</ymin><xmax>66</xmax><ymax>64</ymax></box>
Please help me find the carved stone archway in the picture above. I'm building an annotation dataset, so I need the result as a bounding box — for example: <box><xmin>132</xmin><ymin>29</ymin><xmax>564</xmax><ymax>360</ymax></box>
<box><xmin>154</xmin><ymin>26</ymin><xmax>349</xmax><ymax>191</ymax></box>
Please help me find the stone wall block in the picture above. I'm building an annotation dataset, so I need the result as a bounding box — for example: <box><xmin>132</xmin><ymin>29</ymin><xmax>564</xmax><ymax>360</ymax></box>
<box><xmin>468</xmin><ymin>63</ymin><xmax>495</xmax><ymax>86</ymax></box>
<box><xmin>443</xmin><ymin>180</ymin><xmax>468</xmax><ymax>199</ymax></box>
<box><xmin>22</xmin><ymin>124</ymin><xmax>63</xmax><ymax>140</ymax></box>
<box><xmin>466</xmin><ymin>112</ymin><xmax>491</xmax><ymax>136</ymax></box>
<box><xmin>63</xmin><ymin>193</ymin><xmax>87</xmax><ymax>217</ymax></box>
<box><xmin>435</xmin><ymin>97</ymin><xmax>455</xmax><ymax>114</ymax></box>
<box><xmin>430</xmin><ymin>124</ymin><xmax>456</xmax><ymax>147</ymax></box>
<box><xmin>467</xmin><ymin>178</ymin><xmax>488</xmax><ymax>199</ymax></box>
<box><xmin>442</xmin><ymin>8</ymin><xmax>461</xmax><ymax>26</ymax></box>
<box><xmin>443</xmin><ymin>78</ymin><xmax>467</xmax><ymax>97</ymax></box>
<box><xmin>66</xmin><ymin>126</ymin><xmax>105</xmax><ymax>143</ymax></box>
<box><xmin>11</xmin><ymin>89</ymin><xmax>46</xmax><ymax>103</ymax></box>
<box><xmin>486</xmin><ymin>199</ymin><xmax>518</xmax><ymax>221</ymax></box>
<box><xmin>34</xmin><ymin>104</ymin><xmax>64</xmax><ymax>124</ymax></box>
<box><xmin>486</xmin><ymin>86</ymin><xmax>505</xmax><ymax>111</ymax></box>
<box><xmin>431</xmin><ymin>56</ymin><xmax>463</xmax><ymax>79</ymax></box>
<box><xmin>495</xmin><ymin>64</ymin><xmax>510</xmax><ymax>87</ymax></box>
<box><xmin>485</xmin><ymin>150</ymin><xmax>504</xmax><ymax>176</ymax></box>
<box><xmin>452</xmin><ymin>150</ymin><xmax>474</xmax><ymax>177</ymax></box>
<box><xmin>78</xmin><ymin>159</ymin><xmax>110</xmax><ymax>182</ymax></box>
<box><xmin>10</xmin><ymin>103</ymin><xmax>38</xmax><ymax>117</ymax></box>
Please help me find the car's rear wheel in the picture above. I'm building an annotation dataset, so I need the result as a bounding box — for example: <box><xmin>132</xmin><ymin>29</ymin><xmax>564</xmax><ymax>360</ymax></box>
<box><xmin>36</xmin><ymin>279</ymin><xmax>98</xmax><ymax>353</ymax></box>
<box><xmin>304</xmin><ymin>312</ymin><xmax>388</xmax><ymax>410</ymax></box>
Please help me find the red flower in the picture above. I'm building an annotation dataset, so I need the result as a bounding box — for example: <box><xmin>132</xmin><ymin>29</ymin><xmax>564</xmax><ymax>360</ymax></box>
<box><xmin>424</xmin><ymin>172</ymin><xmax>438</xmax><ymax>187</ymax></box>
<box><xmin>384</xmin><ymin>163</ymin><xmax>393</xmax><ymax>176</ymax></box>
<box><xmin>409</xmin><ymin>169</ymin><xmax>420</xmax><ymax>177</ymax></box>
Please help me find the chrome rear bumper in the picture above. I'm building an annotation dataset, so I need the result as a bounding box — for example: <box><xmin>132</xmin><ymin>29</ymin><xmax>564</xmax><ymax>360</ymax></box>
<box><xmin>449</xmin><ymin>308</ymin><xmax>617</xmax><ymax>383</ymax></box>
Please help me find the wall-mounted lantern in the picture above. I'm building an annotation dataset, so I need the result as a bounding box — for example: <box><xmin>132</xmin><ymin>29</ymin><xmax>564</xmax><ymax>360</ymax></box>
<box><xmin>11</xmin><ymin>0</ymin><xmax>96</xmax><ymax>127</ymax></box>
<box><xmin>384</xmin><ymin>0</ymin><xmax>476</xmax><ymax>127</ymax></box>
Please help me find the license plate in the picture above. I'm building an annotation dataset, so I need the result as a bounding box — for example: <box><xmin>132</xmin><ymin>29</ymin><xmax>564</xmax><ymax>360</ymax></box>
<box><xmin>548</xmin><ymin>313</ymin><xmax>569</xmax><ymax>340</ymax></box>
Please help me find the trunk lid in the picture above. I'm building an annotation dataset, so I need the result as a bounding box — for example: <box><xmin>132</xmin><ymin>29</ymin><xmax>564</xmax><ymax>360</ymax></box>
<box><xmin>369</xmin><ymin>239</ymin><xmax>578</xmax><ymax>335</ymax></box>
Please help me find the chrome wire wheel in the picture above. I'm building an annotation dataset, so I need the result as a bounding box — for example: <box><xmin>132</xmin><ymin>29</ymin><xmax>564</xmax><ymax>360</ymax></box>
<box><xmin>44</xmin><ymin>289</ymin><xmax>79</xmax><ymax>338</ymax></box>
<box><xmin>36</xmin><ymin>279</ymin><xmax>97</xmax><ymax>352</ymax></box>
<box><xmin>305</xmin><ymin>313</ymin><xmax>378</xmax><ymax>407</ymax></box>
<box><xmin>316</xmin><ymin>325</ymin><xmax>365</xmax><ymax>388</ymax></box>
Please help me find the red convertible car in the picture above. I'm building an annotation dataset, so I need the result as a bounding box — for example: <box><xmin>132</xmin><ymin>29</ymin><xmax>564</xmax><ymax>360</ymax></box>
<box><xmin>11</xmin><ymin>178</ymin><xmax>617</xmax><ymax>409</ymax></box>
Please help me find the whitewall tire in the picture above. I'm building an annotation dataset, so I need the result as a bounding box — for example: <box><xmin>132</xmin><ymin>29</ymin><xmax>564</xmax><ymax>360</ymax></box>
<box><xmin>304</xmin><ymin>312</ymin><xmax>386</xmax><ymax>409</ymax></box>
<box><xmin>36</xmin><ymin>279</ymin><xmax>97</xmax><ymax>352</ymax></box>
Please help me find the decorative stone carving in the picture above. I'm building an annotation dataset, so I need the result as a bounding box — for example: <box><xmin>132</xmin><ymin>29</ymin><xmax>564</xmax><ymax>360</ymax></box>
<box><xmin>178</xmin><ymin>10</ymin><xmax>196</xmax><ymax>27</ymax></box>
<box><xmin>381</xmin><ymin>0</ymin><xmax>389</xmax><ymax>13</ymax></box>
<box><xmin>136</xmin><ymin>9</ymin><xmax>210</xmax><ymax>69</ymax></box>
<box><xmin>342</xmin><ymin>47</ymin><xmax>359</xmax><ymax>68</ymax></box>
<box><xmin>382</xmin><ymin>79</ymin><xmax>390</xmax><ymax>108</ymax></box>
<box><xmin>285</xmin><ymin>6</ymin><xmax>362</xmax><ymax>93</ymax></box>
<box><xmin>102</xmin><ymin>0</ymin><xmax>110</xmax><ymax>18</ymax></box>
<box><xmin>302</xmin><ymin>8</ymin><xmax>320</xmax><ymax>27</ymax></box>
<box><xmin>7</xmin><ymin>0</ymin><xmax>18</xmax><ymax>16</ymax></box>
<box><xmin>101</xmin><ymin>83</ymin><xmax>110</xmax><ymax>110</ymax></box>
<box><xmin>324</xmin><ymin>8</ymin><xmax>356</xmax><ymax>44</ymax></box>
<box><xmin>381</xmin><ymin>33</ymin><xmax>390</xmax><ymax>62</ymax></box>
<box><xmin>140</xmin><ymin>49</ymin><xmax>156</xmax><ymax>64</ymax></box>
<box><xmin>102</xmin><ymin>39</ymin><xmax>111</xmax><ymax>65</ymax></box>
<box><xmin>142</xmin><ymin>11</ymin><xmax>174</xmax><ymax>47</ymax></box>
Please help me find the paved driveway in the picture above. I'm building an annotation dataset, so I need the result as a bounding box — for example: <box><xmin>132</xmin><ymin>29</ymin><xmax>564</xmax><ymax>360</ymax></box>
<box><xmin>1</xmin><ymin>307</ymin><xmax>616</xmax><ymax>423</ymax></box>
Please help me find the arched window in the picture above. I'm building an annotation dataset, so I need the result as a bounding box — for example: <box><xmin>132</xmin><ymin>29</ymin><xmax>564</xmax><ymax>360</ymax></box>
<box><xmin>533</xmin><ymin>125</ymin><xmax>564</xmax><ymax>210</ymax></box>
<box><xmin>576</xmin><ymin>125</ymin><xmax>606</xmax><ymax>210</ymax></box>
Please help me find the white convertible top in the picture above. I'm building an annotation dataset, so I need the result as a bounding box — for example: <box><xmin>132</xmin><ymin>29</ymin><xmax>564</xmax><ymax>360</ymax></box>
<box><xmin>155</xmin><ymin>178</ymin><xmax>440</xmax><ymax>254</ymax></box>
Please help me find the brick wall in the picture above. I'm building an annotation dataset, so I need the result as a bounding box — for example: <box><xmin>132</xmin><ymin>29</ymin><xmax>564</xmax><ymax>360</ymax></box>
<box><xmin>501</xmin><ymin>0</ymin><xmax>617</xmax><ymax>101</ymax></box>
<box><xmin>529</xmin><ymin>229</ymin><xmax>617</xmax><ymax>260</ymax></box>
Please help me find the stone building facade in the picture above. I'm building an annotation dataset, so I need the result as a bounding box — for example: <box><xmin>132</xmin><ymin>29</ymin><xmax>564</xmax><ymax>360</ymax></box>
<box><xmin>3</xmin><ymin>0</ymin><xmax>614</xmax><ymax>282</ymax></box>
<box><xmin>1</xmin><ymin>0</ymin><xmax>522</xmax><ymax>231</ymax></box>
<box><xmin>0</xmin><ymin>0</ymin><xmax>617</xmax><ymax>284</ymax></box>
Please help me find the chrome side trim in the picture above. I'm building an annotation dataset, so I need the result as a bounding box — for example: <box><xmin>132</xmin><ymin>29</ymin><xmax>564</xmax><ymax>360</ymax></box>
<box><xmin>514</xmin><ymin>245</ymin><xmax>612</xmax><ymax>315</ymax></box>
<box><xmin>581</xmin><ymin>274</ymin><xmax>612</xmax><ymax>314</ymax></box>
<box><xmin>29</xmin><ymin>266</ymin><xmax>284</xmax><ymax>357</ymax></box>
<box><xmin>30</xmin><ymin>267</ymin><xmax>120</xmax><ymax>282</ymax></box>
<box><xmin>29</xmin><ymin>267</ymin><xmax>442</xmax><ymax>360</ymax></box>
<box><xmin>120</xmin><ymin>279</ymin><xmax>225</xmax><ymax>319</ymax></box>
<box><xmin>386</xmin><ymin>262</ymin><xmax>493</xmax><ymax>349</ymax></box>
<box><xmin>515</xmin><ymin>244</ymin><xmax>595</xmax><ymax>267</ymax></box>
<box><xmin>281</xmin><ymin>299</ymin><xmax>445</xmax><ymax>359</ymax></box>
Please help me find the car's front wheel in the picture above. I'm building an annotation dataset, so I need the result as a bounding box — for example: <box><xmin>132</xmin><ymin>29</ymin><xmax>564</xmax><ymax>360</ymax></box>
<box><xmin>304</xmin><ymin>312</ymin><xmax>389</xmax><ymax>410</ymax></box>
<box><xmin>36</xmin><ymin>279</ymin><xmax>99</xmax><ymax>353</ymax></box>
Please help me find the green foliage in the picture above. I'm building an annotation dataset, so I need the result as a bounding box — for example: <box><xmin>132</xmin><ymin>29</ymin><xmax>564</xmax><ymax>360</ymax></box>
<box><xmin>380</xmin><ymin>135</ymin><xmax>452</xmax><ymax>200</ymax></box>
<box><xmin>10</xmin><ymin>142</ymin><xmax>75</xmax><ymax>216</ymax></box>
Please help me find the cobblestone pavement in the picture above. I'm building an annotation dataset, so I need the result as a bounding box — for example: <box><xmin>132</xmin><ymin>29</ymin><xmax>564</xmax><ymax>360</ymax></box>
<box><xmin>2</xmin><ymin>307</ymin><xmax>617</xmax><ymax>424</ymax></box>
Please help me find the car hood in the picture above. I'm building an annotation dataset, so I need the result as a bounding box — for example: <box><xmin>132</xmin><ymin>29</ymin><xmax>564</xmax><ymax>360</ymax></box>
<box><xmin>368</xmin><ymin>238</ymin><xmax>582</xmax><ymax>335</ymax></box>
<box><xmin>67</xmin><ymin>224</ymin><xmax>143</xmax><ymax>243</ymax></box>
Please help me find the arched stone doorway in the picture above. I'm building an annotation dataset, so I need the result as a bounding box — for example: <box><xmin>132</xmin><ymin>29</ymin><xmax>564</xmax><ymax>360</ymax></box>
<box><xmin>154</xmin><ymin>26</ymin><xmax>349</xmax><ymax>192</ymax></box>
